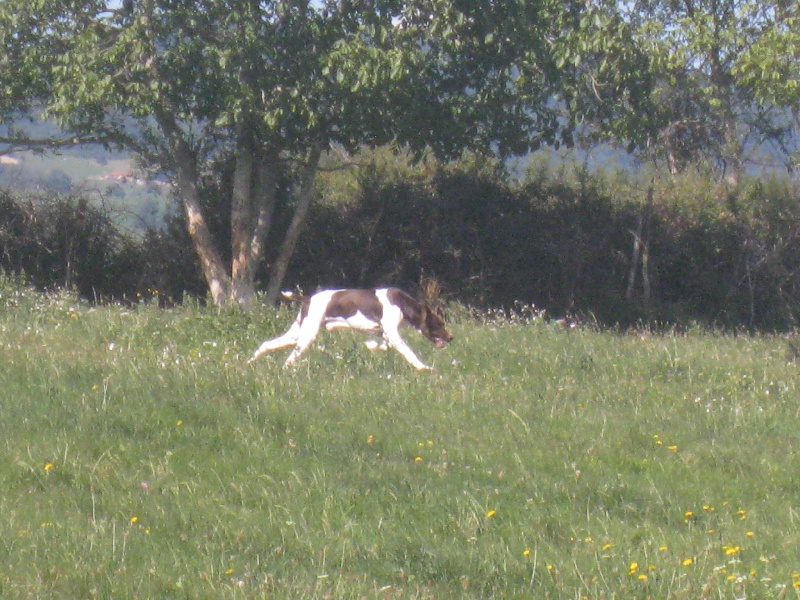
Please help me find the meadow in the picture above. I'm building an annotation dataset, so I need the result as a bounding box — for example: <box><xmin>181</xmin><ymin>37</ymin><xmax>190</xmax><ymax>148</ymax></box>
<box><xmin>1</xmin><ymin>278</ymin><xmax>799</xmax><ymax>599</ymax></box>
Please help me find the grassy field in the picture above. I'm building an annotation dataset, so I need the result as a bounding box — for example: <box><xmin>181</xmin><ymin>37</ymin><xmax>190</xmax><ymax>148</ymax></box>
<box><xmin>1</xmin><ymin>278</ymin><xmax>799</xmax><ymax>599</ymax></box>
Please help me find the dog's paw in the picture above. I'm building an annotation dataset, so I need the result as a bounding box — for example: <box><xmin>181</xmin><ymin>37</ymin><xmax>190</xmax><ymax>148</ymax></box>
<box><xmin>364</xmin><ymin>339</ymin><xmax>388</xmax><ymax>352</ymax></box>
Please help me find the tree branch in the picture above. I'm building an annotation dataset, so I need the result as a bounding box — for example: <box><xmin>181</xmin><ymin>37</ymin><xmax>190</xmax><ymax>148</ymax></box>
<box><xmin>0</xmin><ymin>132</ymin><xmax>113</xmax><ymax>155</ymax></box>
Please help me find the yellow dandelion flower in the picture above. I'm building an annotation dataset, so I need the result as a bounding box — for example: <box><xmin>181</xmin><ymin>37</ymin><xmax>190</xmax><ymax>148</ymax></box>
<box><xmin>682</xmin><ymin>558</ymin><xmax>694</xmax><ymax>566</ymax></box>
<box><xmin>629</xmin><ymin>562</ymin><xmax>639</xmax><ymax>575</ymax></box>
<box><xmin>684</xmin><ymin>510</ymin><xmax>694</xmax><ymax>518</ymax></box>
<box><xmin>794</xmin><ymin>580</ymin><xmax>800</xmax><ymax>589</ymax></box>
<box><xmin>366</xmin><ymin>434</ymin><xmax>375</xmax><ymax>444</ymax></box>
<box><xmin>737</xmin><ymin>509</ymin><xmax>747</xmax><ymax>520</ymax></box>
<box><xmin>659</xmin><ymin>545</ymin><xmax>668</xmax><ymax>551</ymax></box>
<box><xmin>667</xmin><ymin>445</ymin><xmax>678</xmax><ymax>452</ymax></box>
<box><xmin>602</xmin><ymin>543</ymin><xmax>613</xmax><ymax>551</ymax></box>
<box><xmin>546</xmin><ymin>564</ymin><xmax>554</xmax><ymax>571</ymax></box>
<box><xmin>637</xmin><ymin>574</ymin><xmax>648</xmax><ymax>582</ymax></box>
<box><xmin>225</xmin><ymin>568</ymin><xmax>234</xmax><ymax>575</ymax></box>
<box><xmin>724</xmin><ymin>546</ymin><xmax>740</xmax><ymax>556</ymax></box>
<box><xmin>414</xmin><ymin>456</ymin><xmax>422</xmax><ymax>463</ymax></box>
<box><xmin>727</xmin><ymin>574</ymin><xmax>737</xmax><ymax>582</ymax></box>
<box><xmin>43</xmin><ymin>463</ymin><xmax>54</xmax><ymax>472</ymax></box>
<box><xmin>703</xmin><ymin>504</ymin><xmax>715</xmax><ymax>512</ymax></box>
<box><xmin>746</xmin><ymin>531</ymin><xmax>754</xmax><ymax>538</ymax></box>
<box><xmin>523</xmin><ymin>549</ymin><xmax>531</xmax><ymax>557</ymax></box>
<box><xmin>130</xmin><ymin>516</ymin><xmax>139</xmax><ymax>524</ymax></box>
<box><xmin>486</xmin><ymin>509</ymin><xmax>497</xmax><ymax>518</ymax></box>
<box><xmin>176</xmin><ymin>420</ymin><xmax>183</xmax><ymax>426</ymax></box>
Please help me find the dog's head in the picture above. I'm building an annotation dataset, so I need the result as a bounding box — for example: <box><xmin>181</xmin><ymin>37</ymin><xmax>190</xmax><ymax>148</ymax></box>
<box><xmin>421</xmin><ymin>305</ymin><xmax>453</xmax><ymax>348</ymax></box>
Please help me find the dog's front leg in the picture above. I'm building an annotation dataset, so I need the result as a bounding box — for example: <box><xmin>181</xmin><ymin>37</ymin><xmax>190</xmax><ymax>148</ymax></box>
<box><xmin>382</xmin><ymin>329</ymin><xmax>432</xmax><ymax>371</ymax></box>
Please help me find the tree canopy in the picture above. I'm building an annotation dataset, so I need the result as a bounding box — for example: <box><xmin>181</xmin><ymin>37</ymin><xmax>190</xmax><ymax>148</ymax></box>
<box><xmin>0</xmin><ymin>0</ymin><xmax>652</xmax><ymax>305</ymax></box>
<box><xmin>609</xmin><ymin>0</ymin><xmax>800</xmax><ymax>180</ymax></box>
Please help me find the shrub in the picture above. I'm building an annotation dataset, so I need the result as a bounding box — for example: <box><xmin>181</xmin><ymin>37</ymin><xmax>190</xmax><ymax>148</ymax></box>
<box><xmin>0</xmin><ymin>191</ymin><xmax>120</xmax><ymax>299</ymax></box>
<box><xmin>4</xmin><ymin>154</ymin><xmax>800</xmax><ymax>330</ymax></box>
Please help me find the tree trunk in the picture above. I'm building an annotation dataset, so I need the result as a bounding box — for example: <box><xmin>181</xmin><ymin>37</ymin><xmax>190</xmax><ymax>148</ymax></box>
<box><xmin>157</xmin><ymin>109</ymin><xmax>232</xmax><ymax>306</ymax></box>
<box><xmin>158</xmin><ymin>106</ymin><xmax>316</xmax><ymax>309</ymax></box>
<box><xmin>229</xmin><ymin>144</ymin><xmax>281</xmax><ymax>307</ymax></box>
<box><xmin>136</xmin><ymin>0</ymin><xmax>283</xmax><ymax>309</ymax></box>
<box><xmin>230</xmin><ymin>130</ymin><xmax>257</xmax><ymax>307</ymax></box>
<box><xmin>146</xmin><ymin>0</ymin><xmax>237</xmax><ymax>305</ymax></box>
<box><xmin>248</xmin><ymin>150</ymin><xmax>280</xmax><ymax>278</ymax></box>
<box><xmin>626</xmin><ymin>184</ymin><xmax>653</xmax><ymax>304</ymax></box>
<box><xmin>264</xmin><ymin>143</ymin><xmax>323</xmax><ymax>304</ymax></box>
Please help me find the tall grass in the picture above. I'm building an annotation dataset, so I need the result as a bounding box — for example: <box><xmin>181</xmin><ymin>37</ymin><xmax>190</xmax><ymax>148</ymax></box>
<box><xmin>1</xmin><ymin>279</ymin><xmax>799</xmax><ymax>598</ymax></box>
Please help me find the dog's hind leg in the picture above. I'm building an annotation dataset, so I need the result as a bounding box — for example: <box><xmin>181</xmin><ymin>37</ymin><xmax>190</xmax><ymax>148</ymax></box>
<box><xmin>283</xmin><ymin>320</ymin><xmax>322</xmax><ymax>368</ymax></box>
<box><xmin>364</xmin><ymin>339</ymin><xmax>389</xmax><ymax>351</ymax></box>
<box><xmin>281</xmin><ymin>292</ymin><xmax>335</xmax><ymax>368</ymax></box>
<box><xmin>248</xmin><ymin>321</ymin><xmax>301</xmax><ymax>363</ymax></box>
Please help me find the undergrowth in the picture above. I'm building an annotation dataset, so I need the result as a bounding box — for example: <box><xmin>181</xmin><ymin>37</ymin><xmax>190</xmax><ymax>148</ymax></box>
<box><xmin>1</xmin><ymin>278</ymin><xmax>799</xmax><ymax>598</ymax></box>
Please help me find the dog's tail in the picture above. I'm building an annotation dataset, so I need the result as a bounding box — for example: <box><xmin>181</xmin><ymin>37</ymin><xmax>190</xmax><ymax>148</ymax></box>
<box><xmin>280</xmin><ymin>290</ymin><xmax>306</xmax><ymax>303</ymax></box>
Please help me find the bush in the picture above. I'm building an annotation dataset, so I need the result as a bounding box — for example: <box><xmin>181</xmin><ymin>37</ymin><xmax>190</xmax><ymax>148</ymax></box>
<box><xmin>291</xmin><ymin>152</ymin><xmax>800</xmax><ymax>329</ymax></box>
<box><xmin>3</xmin><ymin>155</ymin><xmax>800</xmax><ymax>330</ymax></box>
<box><xmin>0</xmin><ymin>191</ymin><xmax>118</xmax><ymax>299</ymax></box>
<box><xmin>0</xmin><ymin>190</ymin><xmax>202</xmax><ymax>304</ymax></box>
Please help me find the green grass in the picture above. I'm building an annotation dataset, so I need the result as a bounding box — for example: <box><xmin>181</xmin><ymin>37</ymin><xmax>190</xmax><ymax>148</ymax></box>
<box><xmin>1</xmin><ymin>280</ymin><xmax>799</xmax><ymax>598</ymax></box>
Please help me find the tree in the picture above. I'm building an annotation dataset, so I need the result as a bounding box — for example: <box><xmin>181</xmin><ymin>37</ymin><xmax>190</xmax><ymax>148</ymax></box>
<box><xmin>0</xmin><ymin>0</ymin><xmax>646</xmax><ymax>306</ymax></box>
<box><xmin>735</xmin><ymin>1</ymin><xmax>800</xmax><ymax>173</ymax></box>
<box><xmin>613</xmin><ymin>0</ymin><xmax>800</xmax><ymax>182</ymax></box>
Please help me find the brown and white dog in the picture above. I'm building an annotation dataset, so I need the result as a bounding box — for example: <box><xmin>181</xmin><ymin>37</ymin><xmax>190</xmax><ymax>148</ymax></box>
<box><xmin>248</xmin><ymin>288</ymin><xmax>453</xmax><ymax>370</ymax></box>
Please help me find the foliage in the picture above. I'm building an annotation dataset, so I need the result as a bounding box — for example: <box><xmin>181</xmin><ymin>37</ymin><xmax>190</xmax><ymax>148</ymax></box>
<box><xmin>609</xmin><ymin>0</ymin><xmax>800</xmax><ymax>179</ymax></box>
<box><xmin>5</xmin><ymin>156</ymin><xmax>800</xmax><ymax>328</ymax></box>
<box><xmin>1</xmin><ymin>281</ymin><xmax>799</xmax><ymax>597</ymax></box>
<box><xmin>0</xmin><ymin>0</ymin><xmax>647</xmax><ymax>306</ymax></box>
<box><xmin>735</xmin><ymin>3</ymin><xmax>800</xmax><ymax>111</ymax></box>
<box><xmin>0</xmin><ymin>190</ymin><xmax>126</xmax><ymax>300</ymax></box>
<box><xmin>300</xmin><ymin>152</ymin><xmax>800</xmax><ymax>329</ymax></box>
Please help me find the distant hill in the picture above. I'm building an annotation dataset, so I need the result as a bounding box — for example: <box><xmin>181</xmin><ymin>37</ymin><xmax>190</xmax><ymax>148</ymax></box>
<box><xmin>0</xmin><ymin>121</ymin><xmax>171</xmax><ymax>232</ymax></box>
<box><xmin>0</xmin><ymin>146</ymin><xmax>171</xmax><ymax>232</ymax></box>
